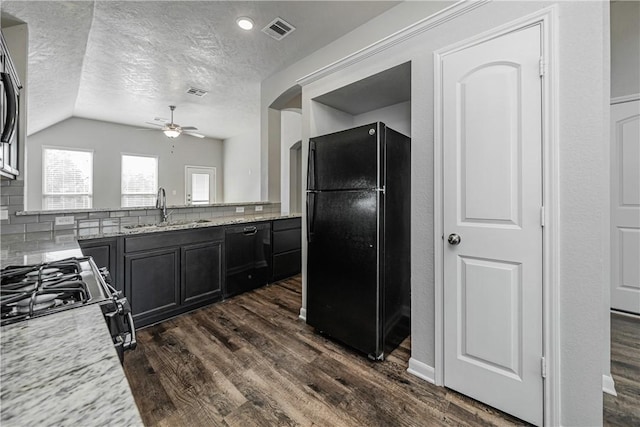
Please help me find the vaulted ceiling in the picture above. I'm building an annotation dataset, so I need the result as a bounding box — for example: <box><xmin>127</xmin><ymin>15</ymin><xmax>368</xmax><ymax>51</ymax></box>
<box><xmin>1</xmin><ymin>1</ymin><xmax>400</xmax><ymax>140</ymax></box>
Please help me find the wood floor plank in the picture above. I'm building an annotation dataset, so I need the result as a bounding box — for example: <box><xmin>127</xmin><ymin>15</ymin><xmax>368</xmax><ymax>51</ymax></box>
<box><xmin>124</xmin><ymin>276</ymin><xmax>637</xmax><ymax>427</ymax></box>
<box><xmin>604</xmin><ymin>313</ymin><xmax>640</xmax><ymax>427</ymax></box>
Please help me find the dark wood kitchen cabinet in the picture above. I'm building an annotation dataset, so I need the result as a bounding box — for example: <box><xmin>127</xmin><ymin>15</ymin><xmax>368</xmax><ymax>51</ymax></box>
<box><xmin>125</xmin><ymin>247</ymin><xmax>181</xmax><ymax>325</ymax></box>
<box><xmin>271</xmin><ymin>217</ymin><xmax>301</xmax><ymax>281</ymax></box>
<box><xmin>121</xmin><ymin>227</ymin><xmax>224</xmax><ymax>328</ymax></box>
<box><xmin>78</xmin><ymin>237</ymin><xmax>120</xmax><ymax>292</ymax></box>
<box><xmin>182</xmin><ymin>241</ymin><xmax>223</xmax><ymax>305</ymax></box>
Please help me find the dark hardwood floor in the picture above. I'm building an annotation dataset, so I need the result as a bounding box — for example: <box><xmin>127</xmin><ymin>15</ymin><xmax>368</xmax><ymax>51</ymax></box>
<box><xmin>604</xmin><ymin>312</ymin><xmax>640</xmax><ymax>426</ymax></box>
<box><xmin>124</xmin><ymin>276</ymin><xmax>638</xmax><ymax>426</ymax></box>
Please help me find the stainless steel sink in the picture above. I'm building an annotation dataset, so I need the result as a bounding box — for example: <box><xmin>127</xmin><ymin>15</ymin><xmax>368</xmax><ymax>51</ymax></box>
<box><xmin>123</xmin><ymin>219</ymin><xmax>212</xmax><ymax>230</ymax></box>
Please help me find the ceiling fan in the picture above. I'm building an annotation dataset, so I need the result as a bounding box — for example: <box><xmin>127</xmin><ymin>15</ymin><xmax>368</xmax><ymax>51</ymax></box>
<box><xmin>144</xmin><ymin>105</ymin><xmax>204</xmax><ymax>139</ymax></box>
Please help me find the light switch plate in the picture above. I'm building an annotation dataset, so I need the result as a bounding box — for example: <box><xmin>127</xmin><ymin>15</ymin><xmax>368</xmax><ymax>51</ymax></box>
<box><xmin>55</xmin><ymin>216</ymin><xmax>75</xmax><ymax>226</ymax></box>
<box><xmin>255</xmin><ymin>206</ymin><xmax>263</xmax><ymax>212</ymax></box>
<box><xmin>0</xmin><ymin>208</ymin><xmax>8</xmax><ymax>220</ymax></box>
<box><xmin>235</xmin><ymin>207</ymin><xmax>244</xmax><ymax>213</ymax></box>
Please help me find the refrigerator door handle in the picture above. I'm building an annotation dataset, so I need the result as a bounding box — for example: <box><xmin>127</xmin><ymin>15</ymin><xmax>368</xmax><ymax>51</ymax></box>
<box><xmin>306</xmin><ymin>192</ymin><xmax>316</xmax><ymax>242</ymax></box>
<box><xmin>307</xmin><ymin>140</ymin><xmax>316</xmax><ymax>190</ymax></box>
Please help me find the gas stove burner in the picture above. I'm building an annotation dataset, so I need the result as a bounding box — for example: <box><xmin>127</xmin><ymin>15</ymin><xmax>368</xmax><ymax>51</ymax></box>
<box><xmin>0</xmin><ymin>257</ymin><xmax>98</xmax><ymax>325</ymax></box>
<box><xmin>15</xmin><ymin>293</ymin><xmax>59</xmax><ymax>306</ymax></box>
<box><xmin>25</xmin><ymin>268</ymin><xmax>63</xmax><ymax>281</ymax></box>
<box><xmin>16</xmin><ymin>299</ymin><xmax>58</xmax><ymax>314</ymax></box>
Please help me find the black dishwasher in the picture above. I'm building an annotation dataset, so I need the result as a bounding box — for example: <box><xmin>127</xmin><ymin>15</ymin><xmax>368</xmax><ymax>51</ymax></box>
<box><xmin>224</xmin><ymin>222</ymin><xmax>271</xmax><ymax>298</ymax></box>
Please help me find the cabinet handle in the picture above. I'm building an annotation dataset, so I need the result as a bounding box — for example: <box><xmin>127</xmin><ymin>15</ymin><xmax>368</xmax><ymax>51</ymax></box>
<box><xmin>243</xmin><ymin>226</ymin><xmax>257</xmax><ymax>235</ymax></box>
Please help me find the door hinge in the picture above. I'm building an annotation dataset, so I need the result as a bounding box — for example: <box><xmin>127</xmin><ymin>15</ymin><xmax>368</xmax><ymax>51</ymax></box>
<box><xmin>539</xmin><ymin>57</ymin><xmax>545</xmax><ymax>77</ymax></box>
<box><xmin>540</xmin><ymin>206</ymin><xmax>545</xmax><ymax>227</ymax></box>
<box><xmin>541</xmin><ymin>356</ymin><xmax>547</xmax><ymax>379</ymax></box>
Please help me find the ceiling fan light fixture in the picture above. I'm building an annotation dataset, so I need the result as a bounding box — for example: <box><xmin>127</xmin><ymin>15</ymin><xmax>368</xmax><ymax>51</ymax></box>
<box><xmin>236</xmin><ymin>17</ymin><xmax>254</xmax><ymax>31</ymax></box>
<box><xmin>163</xmin><ymin>129</ymin><xmax>181</xmax><ymax>138</ymax></box>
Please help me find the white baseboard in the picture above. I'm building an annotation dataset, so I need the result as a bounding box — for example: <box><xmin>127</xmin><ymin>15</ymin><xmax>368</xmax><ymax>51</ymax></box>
<box><xmin>298</xmin><ymin>307</ymin><xmax>307</xmax><ymax>321</ymax></box>
<box><xmin>611</xmin><ymin>308</ymin><xmax>640</xmax><ymax>320</ymax></box>
<box><xmin>407</xmin><ymin>358</ymin><xmax>435</xmax><ymax>384</ymax></box>
<box><xmin>611</xmin><ymin>93</ymin><xmax>640</xmax><ymax>105</ymax></box>
<box><xmin>603</xmin><ymin>374</ymin><xmax>617</xmax><ymax>396</ymax></box>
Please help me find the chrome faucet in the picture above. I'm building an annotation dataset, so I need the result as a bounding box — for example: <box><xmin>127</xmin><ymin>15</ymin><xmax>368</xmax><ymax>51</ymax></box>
<box><xmin>156</xmin><ymin>187</ymin><xmax>168</xmax><ymax>223</ymax></box>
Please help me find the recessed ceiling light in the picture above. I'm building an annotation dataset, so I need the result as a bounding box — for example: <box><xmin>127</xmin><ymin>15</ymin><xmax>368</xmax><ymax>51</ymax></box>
<box><xmin>236</xmin><ymin>17</ymin><xmax>254</xmax><ymax>31</ymax></box>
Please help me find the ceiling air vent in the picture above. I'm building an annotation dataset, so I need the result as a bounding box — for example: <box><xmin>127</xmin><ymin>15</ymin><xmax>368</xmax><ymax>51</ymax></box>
<box><xmin>262</xmin><ymin>17</ymin><xmax>296</xmax><ymax>41</ymax></box>
<box><xmin>186</xmin><ymin>87</ymin><xmax>208</xmax><ymax>97</ymax></box>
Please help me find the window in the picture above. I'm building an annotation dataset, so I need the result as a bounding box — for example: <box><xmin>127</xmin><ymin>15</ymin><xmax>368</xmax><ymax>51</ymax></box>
<box><xmin>121</xmin><ymin>154</ymin><xmax>158</xmax><ymax>207</ymax></box>
<box><xmin>42</xmin><ymin>147</ymin><xmax>93</xmax><ymax>210</ymax></box>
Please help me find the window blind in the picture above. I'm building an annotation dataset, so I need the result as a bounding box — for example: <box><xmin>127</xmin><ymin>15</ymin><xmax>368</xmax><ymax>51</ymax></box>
<box><xmin>42</xmin><ymin>148</ymin><xmax>93</xmax><ymax>210</ymax></box>
<box><xmin>121</xmin><ymin>154</ymin><xmax>158</xmax><ymax>207</ymax></box>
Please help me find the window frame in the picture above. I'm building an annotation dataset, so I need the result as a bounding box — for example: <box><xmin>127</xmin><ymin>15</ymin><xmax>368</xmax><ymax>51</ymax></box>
<box><xmin>120</xmin><ymin>153</ymin><xmax>159</xmax><ymax>208</ymax></box>
<box><xmin>41</xmin><ymin>145</ymin><xmax>94</xmax><ymax>210</ymax></box>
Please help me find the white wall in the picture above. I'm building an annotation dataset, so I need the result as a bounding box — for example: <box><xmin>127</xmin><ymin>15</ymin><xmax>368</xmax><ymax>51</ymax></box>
<box><xmin>222</xmin><ymin>125</ymin><xmax>261</xmax><ymax>203</ymax></box>
<box><xmin>262</xmin><ymin>1</ymin><xmax>611</xmax><ymax>424</ymax></box>
<box><xmin>280</xmin><ymin>110</ymin><xmax>301</xmax><ymax>215</ymax></box>
<box><xmin>354</xmin><ymin>101</ymin><xmax>411</xmax><ymax>137</ymax></box>
<box><xmin>611</xmin><ymin>0</ymin><xmax>640</xmax><ymax>98</ymax></box>
<box><xmin>25</xmin><ymin>117</ymin><xmax>224</xmax><ymax>209</ymax></box>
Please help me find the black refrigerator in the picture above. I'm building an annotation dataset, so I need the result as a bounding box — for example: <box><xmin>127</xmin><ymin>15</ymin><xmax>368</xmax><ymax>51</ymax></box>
<box><xmin>306</xmin><ymin>122</ymin><xmax>410</xmax><ymax>360</ymax></box>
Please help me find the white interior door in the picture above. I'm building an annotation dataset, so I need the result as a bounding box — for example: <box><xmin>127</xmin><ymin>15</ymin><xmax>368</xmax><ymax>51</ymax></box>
<box><xmin>442</xmin><ymin>25</ymin><xmax>543</xmax><ymax>425</ymax></box>
<box><xmin>185</xmin><ymin>166</ymin><xmax>216</xmax><ymax>205</ymax></box>
<box><xmin>611</xmin><ymin>100</ymin><xmax>640</xmax><ymax>314</ymax></box>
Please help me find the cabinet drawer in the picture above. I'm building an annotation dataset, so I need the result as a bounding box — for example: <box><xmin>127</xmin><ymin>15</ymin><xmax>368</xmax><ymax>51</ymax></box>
<box><xmin>273</xmin><ymin>228</ymin><xmax>301</xmax><ymax>254</ymax></box>
<box><xmin>124</xmin><ymin>227</ymin><xmax>224</xmax><ymax>252</ymax></box>
<box><xmin>272</xmin><ymin>250</ymin><xmax>301</xmax><ymax>281</ymax></box>
<box><xmin>272</xmin><ymin>217</ymin><xmax>301</xmax><ymax>231</ymax></box>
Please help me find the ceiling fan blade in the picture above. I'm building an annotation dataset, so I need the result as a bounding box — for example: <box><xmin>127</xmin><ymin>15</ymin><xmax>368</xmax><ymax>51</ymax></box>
<box><xmin>181</xmin><ymin>126</ymin><xmax>198</xmax><ymax>131</ymax></box>
<box><xmin>184</xmin><ymin>131</ymin><xmax>205</xmax><ymax>138</ymax></box>
<box><xmin>144</xmin><ymin>121</ymin><xmax>165</xmax><ymax>127</ymax></box>
<box><xmin>136</xmin><ymin>128</ymin><xmax>159</xmax><ymax>131</ymax></box>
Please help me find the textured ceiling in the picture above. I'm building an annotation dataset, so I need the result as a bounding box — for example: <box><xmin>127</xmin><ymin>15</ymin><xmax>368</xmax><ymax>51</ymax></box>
<box><xmin>1</xmin><ymin>1</ymin><xmax>400</xmax><ymax>139</ymax></box>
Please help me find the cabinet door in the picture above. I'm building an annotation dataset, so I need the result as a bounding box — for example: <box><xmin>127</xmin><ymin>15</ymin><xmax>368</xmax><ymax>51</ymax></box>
<box><xmin>79</xmin><ymin>238</ymin><xmax>120</xmax><ymax>292</ymax></box>
<box><xmin>181</xmin><ymin>240</ymin><xmax>223</xmax><ymax>305</ymax></box>
<box><xmin>125</xmin><ymin>247</ymin><xmax>180</xmax><ymax>326</ymax></box>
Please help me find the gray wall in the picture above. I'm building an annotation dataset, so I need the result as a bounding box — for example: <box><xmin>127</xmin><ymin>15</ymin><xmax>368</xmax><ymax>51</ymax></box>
<box><xmin>25</xmin><ymin>117</ymin><xmax>224</xmax><ymax>210</ymax></box>
<box><xmin>261</xmin><ymin>1</ymin><xmax>610</xmax><ymax>424</ymax></box>
<box><xmin>611</xmin><ymin>0</ymin><xmax>640</xmax><ymax>98</ymax></box>
<box><xmin>222</xmin><ymin>125</ymin><xmax>261</xmax><ymax>203</ymax></box>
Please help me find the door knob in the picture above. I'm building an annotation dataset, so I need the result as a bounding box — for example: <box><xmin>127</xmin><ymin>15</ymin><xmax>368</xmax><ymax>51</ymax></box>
<box><xmin>447</xmin><ymin>233</ymin><xmax>461</xmax><ymax>245</ymax></box>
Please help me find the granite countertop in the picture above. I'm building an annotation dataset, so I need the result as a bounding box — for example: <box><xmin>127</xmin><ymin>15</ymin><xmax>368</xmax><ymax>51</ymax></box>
<box><xmin>0</xmin><ymin>304</ymin><xmax>143</xmax><ymax>426</ymax></box>
<box><xmin>1</xmin><ymin>213</ymin><xmax>301</xmax><ymax>266</ymax></box>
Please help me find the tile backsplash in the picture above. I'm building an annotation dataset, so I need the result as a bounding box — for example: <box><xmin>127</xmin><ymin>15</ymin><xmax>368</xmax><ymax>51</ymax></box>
<box><xmin>1</xmin><ymin>179</ymin><xmax>281</xmax><ymax>236</ymax></box>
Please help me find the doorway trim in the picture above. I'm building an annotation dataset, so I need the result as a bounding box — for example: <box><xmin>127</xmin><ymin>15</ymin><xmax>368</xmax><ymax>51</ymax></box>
<box><xmin>433</xmin><ymin>7</ymin><xmax>559</xmax><ymax>425</ymax></box>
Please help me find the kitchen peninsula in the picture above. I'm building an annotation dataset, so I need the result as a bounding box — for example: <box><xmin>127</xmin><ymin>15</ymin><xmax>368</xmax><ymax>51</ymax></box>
<box><xmin>1</xmin><ymin>206</ymin><xmax>301</xmax><ymax>425</ymax></box>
